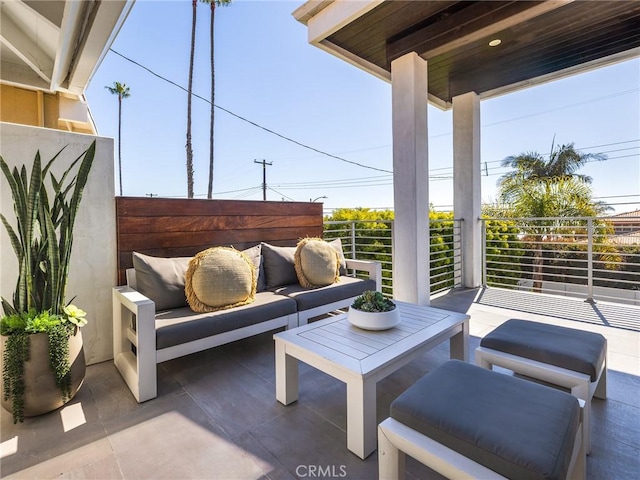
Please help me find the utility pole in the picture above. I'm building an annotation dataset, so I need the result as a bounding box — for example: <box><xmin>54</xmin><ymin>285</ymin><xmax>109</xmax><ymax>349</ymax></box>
<box><xmin>254</xmin><ymin>159</ymin><xmax>272</xmax><ymax>201</ymax></box>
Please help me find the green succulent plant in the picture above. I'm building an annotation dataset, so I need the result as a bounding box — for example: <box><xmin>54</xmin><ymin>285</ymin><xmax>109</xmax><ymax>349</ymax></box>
<box><xmin>351</xmin><ymin>290</ymin><xmax>396</xmax><ymax>313</ymax></box>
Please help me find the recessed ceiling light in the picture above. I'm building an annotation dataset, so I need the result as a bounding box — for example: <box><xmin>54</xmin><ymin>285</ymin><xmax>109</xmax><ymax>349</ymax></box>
<box><xmin>489</xmin><ymin>39</ymin><xmax>502</xmax><ymax>47</ymax></box>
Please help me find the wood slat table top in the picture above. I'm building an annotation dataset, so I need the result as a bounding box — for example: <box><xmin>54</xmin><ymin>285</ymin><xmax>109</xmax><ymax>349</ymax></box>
<box><xmin>274</xmin><ymin>301</ymin><xmax>469</xmax><ymax>376</ymax></box>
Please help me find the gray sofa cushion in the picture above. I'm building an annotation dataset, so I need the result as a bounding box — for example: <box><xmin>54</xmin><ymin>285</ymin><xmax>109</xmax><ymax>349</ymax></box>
<box><xmin>261</xmin><ymin>243</ymin><xmax>297</xmax><ymax>289</ymax></box>
<box><xmin>132</xmin><ymin>252</ymin><xmax>191</xmax><ymax>311</ymax></box>
<box><xmin>155</xmin><ymin>292</ymin><xmax>297</xmax><ymax>350</ymax></box>
<box><xmin>391</xmin><ymin>360</ymin><xmax>580</xmax><ymax>480</ymax></box>
<box><xmin>480</xmin><ymin>319</ymin><xmax>606</xmax><ymax>381</ymax></box>
<box><xmin>274</xmin><ymin>276</ymin><xmax>376</xmax><ymax>311</ymax></box>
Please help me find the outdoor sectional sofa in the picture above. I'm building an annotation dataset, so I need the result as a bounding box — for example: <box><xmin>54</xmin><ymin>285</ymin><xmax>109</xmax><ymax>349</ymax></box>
<box><xmin>112</xmin><ymin>241</ymin><xmax>381</xmax><ymax>402</ymax></box>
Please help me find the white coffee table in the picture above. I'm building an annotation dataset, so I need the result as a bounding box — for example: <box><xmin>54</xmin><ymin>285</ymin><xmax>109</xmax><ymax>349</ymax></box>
<box><xmin>273</xmin><ymin>301</ymin><xmax>470</xmax><ymax>459</ymax></box>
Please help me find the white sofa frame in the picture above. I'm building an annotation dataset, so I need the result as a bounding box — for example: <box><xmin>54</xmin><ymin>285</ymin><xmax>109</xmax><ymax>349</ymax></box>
<box><xmin>378</xmin><ymin>407</ymin><xmax>586</xmax><ymax>480</ymax></box>
<box><xmin>113</xmin><ymin>270</ymin><xmax>298</xmax><ymax>403</ymax></box>
<box><xmin>113</xmin><ymin>258</ymin><xmax>381</xmax><ymax>403</ymax></box>
<box><xmin>475</xmin><ymin>343</ymin><xmax>607</xmax><ymax>455</ymax></box>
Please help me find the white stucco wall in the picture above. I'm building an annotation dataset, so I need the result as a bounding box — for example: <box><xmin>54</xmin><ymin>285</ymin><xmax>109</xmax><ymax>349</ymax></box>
<box><xmin>0</xmin><ymin>122</ymin><xmax>116</xmax><ymax>364</ymax></box>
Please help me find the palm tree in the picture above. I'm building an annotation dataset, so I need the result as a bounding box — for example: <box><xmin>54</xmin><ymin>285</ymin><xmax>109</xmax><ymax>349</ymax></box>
<box><xmin>201</xmin><ymin>0</ymin><xmax>232</xmax><ymax>199</ymax></box>
<box><xmin>498</xmin><ymin>141</ymin><xmax>609</xmax><ymax>291</ymax></box>
<box><xmin>498</xmin><ymin>140</ymin><xmax>605</xmax><ymax>192</ymax></box>
<box><xmin>105</xmin><ymin>82</ymin><xmax>131</xmax><ymax>196</ymax></box>
<box><xmin>186</xmin><ymin>0</ymin><xmax>198</xmax><ymax>198</ymax></box>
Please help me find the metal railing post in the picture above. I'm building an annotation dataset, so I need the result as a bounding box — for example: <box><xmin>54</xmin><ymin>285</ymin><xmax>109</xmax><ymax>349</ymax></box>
<box><xmin>350</xmin><ymin>221</ymin><xmax>356</xmax><ymax>260</ymax></box>
<box><xmin>458</xmin><ymin>218</ymin><xmax>464</xmax><ymax>288</ymax></box>
<box><xmin>481</xmin><ymin>219</ymin><xmax>487</xmax><ymax>287</ymax></box>
<box><xmin>586</xmin><ymin>218</ymin><xmax>594</xmax><ymax>303</ymax></box>
<box><xmin>459</xmin><ymin>219</ymin><xmax>463</xmax><ymax>289</ymax></box>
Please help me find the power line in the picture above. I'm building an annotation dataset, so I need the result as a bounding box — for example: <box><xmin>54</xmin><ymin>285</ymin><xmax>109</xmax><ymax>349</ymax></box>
<box><xmin>109</xmin><ymin>48</ymin><xmax>638</xmax><ymax>194</ymax></box>
<box><xmin>271</xmin><ymin>147</ymin><xmax>638</xmax><ymax>189</ymax></box>
<box><xmin>109</xmin><ymin>48</ymin><xmax>392</xmax><ymax>174</ymax></box>
<box><xmin>593</xmin><ymin>194</ymin><xmax>640</xmax><ymax>199</ymax></box>
<box><xmin>267</xmin><ymin>187</ymin><xmax>296</xmax><ymax>202</ymax></box>
<box><xmin>113</xmin><ymin>47</ymin><xmax>637</xmax><ymax>178</ymax></box>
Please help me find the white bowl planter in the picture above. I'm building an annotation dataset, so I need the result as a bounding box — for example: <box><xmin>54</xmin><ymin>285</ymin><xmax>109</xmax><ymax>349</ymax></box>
<box><xmin>347</xmin><ymin>306</ymin><xmax>401</xmax><ymax>331</ymax></box>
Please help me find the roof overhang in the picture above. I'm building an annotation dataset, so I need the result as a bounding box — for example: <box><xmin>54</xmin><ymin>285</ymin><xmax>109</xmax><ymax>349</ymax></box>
<box><xmin>0</xmin><ymin>0</ymin><xmax>135</xmax><ymax>95</ymax></box>
<box><xmin>293</xmin><ymin>0</ymin><xmax>640</xmax><ymax>110</ymax></box>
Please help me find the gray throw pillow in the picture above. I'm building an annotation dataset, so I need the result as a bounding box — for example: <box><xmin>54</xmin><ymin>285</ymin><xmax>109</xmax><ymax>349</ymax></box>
<box><xmin>328</xmin><ymin>238</ymin><xmax>347</xmax><ymax>275</ymax></box>
<box><xmin>132</xmin><ymin>252</ymin><xmax>191</xmax><ymax>311</ymax></box>
<box><xmin>241</xmin><ymin>244</ymin><xmax>267</xmax><ymax>292</ymax></box>
<box><xmin>261</xmin><ymin>242</ymin><xmax>298</xmax><ymax>289</ymax></box>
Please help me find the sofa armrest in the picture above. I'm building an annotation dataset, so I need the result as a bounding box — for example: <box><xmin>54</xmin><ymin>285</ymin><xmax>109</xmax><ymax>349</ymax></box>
<box><xmin>112</xmin><ymin>286</ymin><xmax>157</xmax><ymax>402</ymax></box>
<box><xmin>345</xmin><ymin>259</ymin><xmax>382</xmax><ymax>292</ymax></box>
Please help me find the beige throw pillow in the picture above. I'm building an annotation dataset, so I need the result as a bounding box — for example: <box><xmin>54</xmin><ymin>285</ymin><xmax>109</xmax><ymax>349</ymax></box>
<box><xmin>185</xmin><ymin>247</ymin><xmax>256</xmax><ymax>313</ymax></box>
<box><xmin>294</xmin><ymin>238</ymin><xmax>340</xmax><ymax>288</ymax></box>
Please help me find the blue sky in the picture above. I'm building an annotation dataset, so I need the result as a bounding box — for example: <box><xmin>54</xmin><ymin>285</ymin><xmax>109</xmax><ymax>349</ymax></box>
<box><xmin>86</xmin><ymin>0</ymin><xmax>640</xmax><ymax>214</ymax></box>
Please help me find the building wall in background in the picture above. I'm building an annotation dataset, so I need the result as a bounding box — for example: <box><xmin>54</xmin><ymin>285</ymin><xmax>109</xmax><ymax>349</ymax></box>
<box><xmin>0</xmin><ymin>122</ymin><xmax>115</xmax><ymax>364</ymax></box>
<box><xmin>0</xmin><ymin>85</ymin><xmax>95</xmax><ymax>134</ymax></box>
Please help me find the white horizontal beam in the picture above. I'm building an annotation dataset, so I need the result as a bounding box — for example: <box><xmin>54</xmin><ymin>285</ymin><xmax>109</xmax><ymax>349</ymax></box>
<box><xmin>307</xmin><ymin>0</ymin><xmax>383</xmax><ymax>44</ymax></box>
<box><xmin>0</xmin><ymin>10</ymin><xmax>53</xmax><ymax>84</ymax></box>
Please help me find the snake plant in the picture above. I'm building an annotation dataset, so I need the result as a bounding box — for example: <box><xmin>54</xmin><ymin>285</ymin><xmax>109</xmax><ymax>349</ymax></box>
<box><xmin>1</xmin><ymin>142</ymin><xmax>95</xmax><ymax>423</ymax></box>
<box><xmin>0</xmin><ymin>141</ymin><xmax>95</xmax><ymax>316</ymax></box>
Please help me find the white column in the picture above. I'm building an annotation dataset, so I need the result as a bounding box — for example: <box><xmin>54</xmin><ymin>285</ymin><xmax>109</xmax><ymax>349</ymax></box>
<box><xmin>453</xmin><ymin>92</ymin><xmax>482</xmax><ymax>287</ymax></box>
<box><xmin>391</xmin><ymin>53</ymin><xmax>429</xmax><ymax>305</ymax></box>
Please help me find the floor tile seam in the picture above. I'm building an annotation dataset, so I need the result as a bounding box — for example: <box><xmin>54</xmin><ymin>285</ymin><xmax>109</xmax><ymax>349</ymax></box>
<box><xmin>599</xmin><ymin>435</ymin><xmax>640</xmax><ymax>452</ymax></box>
<box><xmin>236</xmin><ymin>430</ymin><xmax>291</xmax><ymax>480</ymax></box>
<box><xmin>181</xmin><ymin>389</ymin><xmax>239</xmax><ymax>441</ymax></box>
<box><xmin>235</xmin><ymin>358</ymin><xmax>276</xmax><ymax>386</ymax></box>
<box><xmin>226</xmin><ymin>407</ymin><xmax>292</xmax><ymax>446</ymax></box>
<box><xmin>98</xmin><ymin>390</ymin><xmax>193</xmax><ymax>434</ymax></box>
<box><xmin>592</xmin><ymin>396</ymin><xmax>640</xmax><ymax>415</ymax></box>
<box><xmin>232</xmin><ymin>357</ymin><xmax>280</xmax><ymax>392</ymax></box>
<box><xmin>297</xmin><ymin>402</ymin><xmax>347</xmax><ymax>435</ymax></box>
<box><xmin>231</xmin><ymin>407</ymin><xmax>346</xmax><ymax>480</ymax></box>
<box><xmin>102</xmin><ymin>426</ymin><xmax>127</xmax><ymax>480</ymax></box>
<box><xmin>171</xmin><ymin>355</ymin><xmax>269</xmax><ymax>393</ymax></box>
<box><xmin>176</xmin><ymin>360</ymin><xmax>281</xmax><ymax>440</ymax></box>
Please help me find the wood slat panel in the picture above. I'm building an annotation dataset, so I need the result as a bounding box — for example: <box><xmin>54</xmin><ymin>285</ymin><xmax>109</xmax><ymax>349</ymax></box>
<box><xmin>118</xmin><ymin>227</ymin><xmax>322</xmax><ymax>251</ymax></box>
<box><xmin>116</xmin><ymin>197</ymin><xmax>322</xmax><ymax>217</ymax></box>
<box><xmin>117</xmin><ymin>214</ymin><xmax>321</xmax><ymax>234</ymax></box>
<box><xmin>115</xmin><ymin>197</ymin><xmax>324</xmax><ymax>285</ymax></box>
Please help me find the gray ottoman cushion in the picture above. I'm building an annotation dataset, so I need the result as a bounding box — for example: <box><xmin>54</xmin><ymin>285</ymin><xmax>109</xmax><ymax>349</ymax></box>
<box><xmin>391</xmin><ymin>360</ymin><xmax>580</xmax><ymax>480</ymax></box>
<box><xmin>480</xmin><ymin>319</ymin><xmax>606</xmax><ymax>381</ymax></box>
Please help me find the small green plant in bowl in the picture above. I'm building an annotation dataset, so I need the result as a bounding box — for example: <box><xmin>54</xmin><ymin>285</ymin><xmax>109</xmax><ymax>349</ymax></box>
<box><xmin>351</xmin><ymin>291</ymin><xmax>396</xmax><ymax>313</ymax></box>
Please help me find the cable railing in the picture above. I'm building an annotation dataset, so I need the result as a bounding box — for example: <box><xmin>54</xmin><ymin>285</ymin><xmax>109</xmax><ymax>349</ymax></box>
<box><xmin>324</xmin><ymin>215</ymin><xmax>639</xmax><ymax>306</ymax></box>
<box><xmin>482</xmin><ymin>216</ymin><xmax>640</xmax><ymax>305</ymax></box>
<box><xmin>323</xmin><ymin>218</ymin><xmax>463</xmax><ymax>297</ymax></box>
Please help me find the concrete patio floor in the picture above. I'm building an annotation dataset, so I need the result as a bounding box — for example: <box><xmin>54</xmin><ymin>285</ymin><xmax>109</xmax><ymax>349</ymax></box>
<box><xmin>1</xmin><ymin>288</ymin><xmax>639</xmax><ymax>479</ymax></box>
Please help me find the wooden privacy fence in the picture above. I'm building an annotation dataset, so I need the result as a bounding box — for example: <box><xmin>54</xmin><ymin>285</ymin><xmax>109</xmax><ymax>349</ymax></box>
<box><xmin>115</xmin><ymin>197</ymin><xmax>323</xmax><ymax>285</ymax></box>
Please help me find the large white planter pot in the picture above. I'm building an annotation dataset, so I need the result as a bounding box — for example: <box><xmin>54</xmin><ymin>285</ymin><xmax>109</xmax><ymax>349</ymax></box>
<box><xmin>347</xmin><ymin>307</ymin><xmax>401</xmax><ymax>331</ymax></box>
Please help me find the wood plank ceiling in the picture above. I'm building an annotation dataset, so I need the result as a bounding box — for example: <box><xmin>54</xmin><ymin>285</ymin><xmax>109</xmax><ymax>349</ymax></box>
<box><xmin>325</xmin><ymin>1</ymin><xmax>640</xmax><ymax>106</ymax></box>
